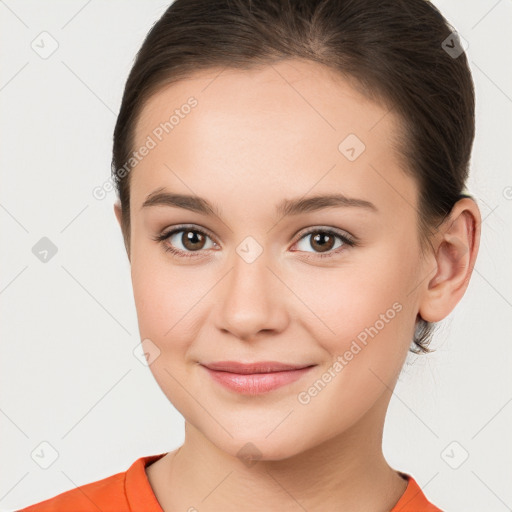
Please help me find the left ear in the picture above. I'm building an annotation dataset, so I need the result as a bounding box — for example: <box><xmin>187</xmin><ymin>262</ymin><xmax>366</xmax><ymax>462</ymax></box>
<box><xmin>418</xmin><ymin>197</ymin><xmax>481</xmax><ymax>323</ymax></box>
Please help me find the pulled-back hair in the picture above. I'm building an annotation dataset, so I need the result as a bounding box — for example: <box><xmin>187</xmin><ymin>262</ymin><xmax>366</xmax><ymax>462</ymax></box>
<box><xmin>112</xmin><ymin>0</ymin><xmax>475</xmax><ymax>354</ymax></box>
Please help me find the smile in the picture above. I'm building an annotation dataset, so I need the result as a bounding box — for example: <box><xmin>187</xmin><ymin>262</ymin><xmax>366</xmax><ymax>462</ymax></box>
<box><xmin>200</xmin><ymin>361</ymin><xmax>316</xmax><ymax>395</ymax></box>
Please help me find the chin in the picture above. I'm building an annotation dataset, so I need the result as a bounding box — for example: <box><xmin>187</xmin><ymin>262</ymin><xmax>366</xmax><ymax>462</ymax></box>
<box><xmin>206</xmin><ymin>428</ymin><xmax>314</xmax><ymax>464</ymax></box>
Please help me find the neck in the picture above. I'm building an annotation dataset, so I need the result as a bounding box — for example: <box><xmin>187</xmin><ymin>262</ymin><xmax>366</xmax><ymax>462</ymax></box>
<box><xmin>150</xmin><ymin>392</ymin><xmax>408</xmax><ymax>511</ymax></box>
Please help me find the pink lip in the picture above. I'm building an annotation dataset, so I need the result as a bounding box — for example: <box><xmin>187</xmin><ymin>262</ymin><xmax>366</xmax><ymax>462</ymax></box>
<box><xmin>201</xmin><ymin>361</ymin><xmax>315</xmax><ymax>395</ymax></box>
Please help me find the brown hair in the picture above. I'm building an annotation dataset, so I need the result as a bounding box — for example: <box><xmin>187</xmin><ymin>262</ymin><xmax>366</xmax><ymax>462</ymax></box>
<box><xmin>112</xmin><ymin>0</ymin><xmax>476</xmax><ymax>354</ymax></box>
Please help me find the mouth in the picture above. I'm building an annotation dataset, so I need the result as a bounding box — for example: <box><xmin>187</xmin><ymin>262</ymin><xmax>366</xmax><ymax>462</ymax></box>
<box><xmin>200</xmin><ymin>361</ymin><xmax>316</xmax><ymax>395</ymax></box>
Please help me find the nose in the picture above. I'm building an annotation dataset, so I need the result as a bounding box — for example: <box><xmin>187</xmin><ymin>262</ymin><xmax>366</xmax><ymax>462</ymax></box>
<box><xmin>214</xmin><ymin>250</ymin><xmax>289</xmax><ymax>342</ymax></box>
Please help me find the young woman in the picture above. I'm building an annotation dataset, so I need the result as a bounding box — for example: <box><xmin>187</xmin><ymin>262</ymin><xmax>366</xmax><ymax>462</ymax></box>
<box><xmin>20</xmin><ymin>0</ymin><xmax>480</xmax><ymax>510</ymax></box>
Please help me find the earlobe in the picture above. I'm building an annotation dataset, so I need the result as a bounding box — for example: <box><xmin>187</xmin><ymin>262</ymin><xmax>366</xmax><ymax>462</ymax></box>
<box><xmin>418</xmin><ymin>198</ymin><xmax>481</xmax><ymax>323</ymax></box>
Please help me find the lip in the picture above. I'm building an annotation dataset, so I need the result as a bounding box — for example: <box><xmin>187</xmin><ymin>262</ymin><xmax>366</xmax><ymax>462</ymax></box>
<box><xmin>200</xmin><ymin>361</ymin><xmax>316</xmax><ymax>395</ymax></box>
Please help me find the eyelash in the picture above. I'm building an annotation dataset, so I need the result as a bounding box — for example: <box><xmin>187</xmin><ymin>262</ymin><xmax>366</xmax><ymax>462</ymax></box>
<box><xmin>151</xmin><ymin>224</ymin><xmax>357</xmax><ymax>260</ymax></box>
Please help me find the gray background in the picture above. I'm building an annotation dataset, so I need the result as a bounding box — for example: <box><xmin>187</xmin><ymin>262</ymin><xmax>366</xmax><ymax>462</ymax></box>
<box><xmin>1</xmin><ymin>1</ymin><xmax>511</xmax><ymax>510</ymax></box>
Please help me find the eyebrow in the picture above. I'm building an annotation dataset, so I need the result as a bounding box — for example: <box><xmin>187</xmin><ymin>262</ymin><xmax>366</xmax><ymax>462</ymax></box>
<box><xmin>140</xmin><ymin>187</ymin><xmax>378</xmax><ymax>217</ymax></box>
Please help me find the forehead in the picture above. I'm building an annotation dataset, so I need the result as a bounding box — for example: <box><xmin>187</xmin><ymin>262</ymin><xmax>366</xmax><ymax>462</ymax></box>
<box><xmin>134</xmin><ymin>58</ymin><xmax>398</xmax><ymax>147</ymax></box>
<box><xmin>130</xmin><ymin>59</ymin><xmax>415</xmax><ymax>220</ymax></box>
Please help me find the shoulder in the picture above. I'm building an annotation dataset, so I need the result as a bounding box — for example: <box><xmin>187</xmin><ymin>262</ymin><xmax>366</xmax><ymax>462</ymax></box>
<box><xmin>18</xmin><ymin>471</ymin><xmax>127</xmax><ymax>512</ymax></box>
<box><xmin>18</xmin><ymin>453</ymin><xmax>167</xmax><ymax>512</ymax></box>
<box><xmin>391</xmin><ymin>472</ymin><xmax>444</xmax><ymax>512</ymax></box>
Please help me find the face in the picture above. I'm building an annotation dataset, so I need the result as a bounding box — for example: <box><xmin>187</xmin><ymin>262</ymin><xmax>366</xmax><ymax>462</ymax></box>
<box><xmin>123</xmin><ymin>59</ymin><xmax>428</xmax><ymax>460</ymax></box>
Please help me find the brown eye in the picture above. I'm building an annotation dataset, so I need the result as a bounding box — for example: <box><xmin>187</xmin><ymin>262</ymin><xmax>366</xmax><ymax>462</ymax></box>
<box><xmin>180</xmin><ymin>230</ymin><xmax>207</xmax><ymax>251</ymax></box>
<box><xmin>157</xmin><ymin>226</ymin><xmax>217</xmax><ymax>257</ymax></box>
<box><xmin>294</xmin><ymin>228</ymin><xmax>355</xmax><ymax>258</ymax></box>
<box><xmin>309</xmin><ymin>231</ymin><xmax>336</xmax><ymax>253</ymax></box>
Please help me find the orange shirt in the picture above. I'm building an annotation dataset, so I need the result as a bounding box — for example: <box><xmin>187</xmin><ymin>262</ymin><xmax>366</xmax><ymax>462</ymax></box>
<box><xmin>19</xmin><ymin>453</ymin><xmax>443</xmax><ymax>511</ymax></box>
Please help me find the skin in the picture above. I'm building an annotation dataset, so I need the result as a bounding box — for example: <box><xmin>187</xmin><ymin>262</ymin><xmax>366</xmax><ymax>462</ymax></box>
<box><xmin>114</xmin><ymin>59</ymin><xmax>480</xmax><ymax>511</ymax></box>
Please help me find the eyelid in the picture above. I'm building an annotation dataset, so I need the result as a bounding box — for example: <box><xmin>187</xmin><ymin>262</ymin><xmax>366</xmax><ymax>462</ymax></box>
<box><xmin>293</xmin><ymin>225</ymin><xmax>356</xmax><ymax>244</ymax></box>
<box><xmin>160</xmin><ymin>223</ymin><xmax>218</xmax><ymax>243</ymax></box>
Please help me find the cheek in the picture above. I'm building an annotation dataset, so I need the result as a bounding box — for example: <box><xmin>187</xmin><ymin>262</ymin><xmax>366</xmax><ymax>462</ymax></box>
<box><xmin>130</xmin><ymin>241</ymin><xmax>197</xmax><ymax>350</ymax></box>
<box><xmin>130</xmin><ymin>250</ymin><xmax>205</xmax><ymax>413</ymax></box>
<box><xmin>291</xmin><ymin>244</ymin><xmax>418</xmax><ymax>351</ymax></box>
<box><xmin>289</xmin><ymin>255</ymin><xmax>418</xmax><ymax>437</ymax></box>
